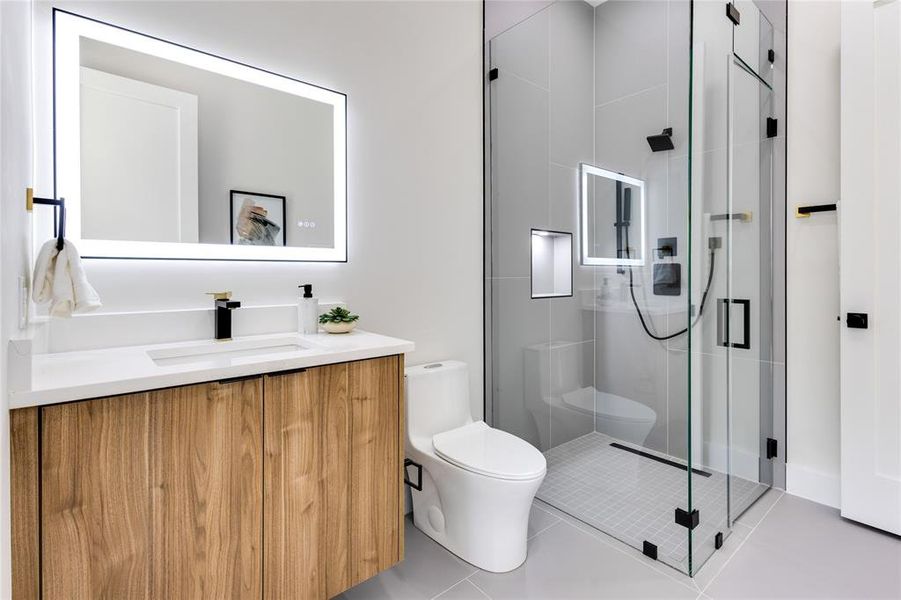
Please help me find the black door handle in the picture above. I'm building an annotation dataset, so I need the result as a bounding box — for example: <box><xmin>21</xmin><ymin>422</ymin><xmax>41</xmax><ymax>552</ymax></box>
<box><xmin>717</xmin><ymin>298</ymin><xmax>751</xmax><ymax>349</ymax></box>
<box><xmin>847</xmin><ymin>312</ymin><xmax>868</xmax><ymax>329</ymax></box>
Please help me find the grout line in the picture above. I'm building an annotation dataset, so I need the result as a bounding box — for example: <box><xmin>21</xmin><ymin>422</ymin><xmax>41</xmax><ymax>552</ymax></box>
<box><xmin>537</xmin><ymin>506</ymin><xmax>701</xmax><ymax>595</ymax></box>
<box><xmin>429</xmin><ymin>568</ymin><xmax>481</xmax><ymax>600</ymax></box>
<box><xmin>699</xmin><ymin>491</ymin><xmax>785</xmax><ymax>595</ymax></box>
<box><xmin>594</xmin><ymin>82</ymin><xmax>668</xmax><ymax>110</ymax></box>
<box><xmin>499</xmin><ymin>67</ymin><xmax>550</xmax><ymax>94</ymax></box>
<box><xmin>528</xmin><ymin>508</ymin><xmax>563</xmax><ymax>540</ymax></box>
<box><xmin>465</xmin><ymin>574</ymin><xmax>493</xmax><ymax>599</ymax></box>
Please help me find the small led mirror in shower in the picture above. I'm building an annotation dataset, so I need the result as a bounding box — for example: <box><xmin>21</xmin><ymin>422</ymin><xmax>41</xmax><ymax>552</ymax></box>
<box><xmin>579</xmin><ymin>163</ymin><xmax>646</xmax><ymax>267</ymax></box>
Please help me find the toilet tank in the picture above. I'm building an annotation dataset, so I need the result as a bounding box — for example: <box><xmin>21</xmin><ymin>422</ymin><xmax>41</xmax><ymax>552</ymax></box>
<box><xmin>405</xmin><ymin>361</ymin><xmax>473</xmax><ymax>440</ymax></box>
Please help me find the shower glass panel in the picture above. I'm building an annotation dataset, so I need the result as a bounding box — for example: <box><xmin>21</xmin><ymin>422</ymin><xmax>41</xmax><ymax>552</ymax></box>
<box><xmin>727</xmin><ymin>47</ymin><xmax>777</xmax><ymax>515</ymax></box>
<box><xmin>486</xmin><ymin>0</ymin><xmax>782</xmax><ymax>577</ymax></box>
<box><xmin>688</xmin><ymin>3</ymin><xmax>778</xmax><ymax>572</ymax></box>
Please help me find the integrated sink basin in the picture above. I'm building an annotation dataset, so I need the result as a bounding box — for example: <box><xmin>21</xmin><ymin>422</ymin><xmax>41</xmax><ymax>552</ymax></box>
<box><xmin>148</xmin><ymin>337</ymin><xmax>311</xmax><ymax>367</ymax></box>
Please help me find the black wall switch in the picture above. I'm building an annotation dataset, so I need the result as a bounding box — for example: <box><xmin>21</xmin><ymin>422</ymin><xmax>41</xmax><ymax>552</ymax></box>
<box><xmin>653</xmin><ymin>263</ymin><xmax>681</xmax><ymax>296</ymax></box>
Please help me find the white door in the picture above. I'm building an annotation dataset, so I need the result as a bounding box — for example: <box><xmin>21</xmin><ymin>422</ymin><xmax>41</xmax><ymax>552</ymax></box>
<box><xmin>839</xmin><ymin>1</ymin><xmax>901</xmax><ymax>536</ymax></box>
<box><xmin>79</xmin><ymin>67</ymin><xmax>198</xmax><ymax>243</ymax></box>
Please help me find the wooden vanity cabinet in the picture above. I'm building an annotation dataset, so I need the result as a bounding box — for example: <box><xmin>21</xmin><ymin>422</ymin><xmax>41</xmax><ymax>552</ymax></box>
<box><xmin>263</xmin><ymin>357</ymin><xmax>403</xmax><ymax>598</ymax></box>
<box><xmin>10</xmin><ymin>355</ymin><xmax>404</xmax><ymax>600</ymax></box>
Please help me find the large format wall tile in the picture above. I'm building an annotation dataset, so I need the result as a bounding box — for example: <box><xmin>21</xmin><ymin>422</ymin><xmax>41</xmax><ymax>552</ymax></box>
<box><xmin>490</xmin><ymin>7</ymin><xmax>549</xmax><ymax>89</ymax></box>
<box><xmin>594</xmin><ymin>1</ymin><xmax>668</xmax><ymax>107</ymax></box>
<box><xmin>667</xmin><ymin>0</ymin><xmax>692</xmax><ymax>156</ymax></box>
<box><xmin>549</xmin><ymin>0</ymin><xmax>594</xmax><ymax>169</ymax></box>
<box><xmin>491</xmin><ymin>72</ymin><xmax>549</xmax><ymax>278</ymax></box>
<box><xmin>594</xmin><ymin>85</ymin><xmax>667</xmax><ymax>178</ymax></box>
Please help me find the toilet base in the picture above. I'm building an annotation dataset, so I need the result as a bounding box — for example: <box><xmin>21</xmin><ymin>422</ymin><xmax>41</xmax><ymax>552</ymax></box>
<box><xmin>408</xmin><ymin>455</ymin><xmax>545</xmax><ymax>573</ymax></box>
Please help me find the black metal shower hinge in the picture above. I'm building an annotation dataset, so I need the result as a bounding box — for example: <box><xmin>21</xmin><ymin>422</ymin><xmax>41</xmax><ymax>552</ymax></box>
<box><xmin>643</xmin><ymin>541</ymin><xmax>658</xmax><ymax>560</ymax></box>
<box><xmin>675</xmin><ymin>507</ymin><xmax>700</xmax><ymax>530</ymax></box>
<box><xmin>767</xmin><ymin>117</ymin><xmax>778</xmax><ymax>138</ymax></box>
<box><xmin>766</xmin><ymin>437</ymin><xmax>778</xmax><ymax>459</ymax></box>
<box><xmin>726</xmin><ymin>2</ymin><xmax>741</xmax><ymax>25</ymax></box>
<box><xmin>488</xmin><ymin>68</ymin><xmax>499</xmax><ymax>82</ymax></box>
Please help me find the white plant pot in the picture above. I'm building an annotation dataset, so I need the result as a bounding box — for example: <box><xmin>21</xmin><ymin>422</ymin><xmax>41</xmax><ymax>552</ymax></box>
<box><xmin>321</xmin><ymin>321</ymin><xmax>358</xmax><ymax>334</ymax></box>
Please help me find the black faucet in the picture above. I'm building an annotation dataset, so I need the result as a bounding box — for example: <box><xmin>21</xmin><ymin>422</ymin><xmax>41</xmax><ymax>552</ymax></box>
<box><xmin>207</xmin><ymin>292</ymin><xmax>241</xmax><ymax>340</ymax></box>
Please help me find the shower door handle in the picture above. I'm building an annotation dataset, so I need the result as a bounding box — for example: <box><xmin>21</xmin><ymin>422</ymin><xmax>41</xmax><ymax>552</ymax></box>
<box><xmin>717</xmin><ymin>298</ymin><xmax>751</xmax><ymax>349</ymax></box>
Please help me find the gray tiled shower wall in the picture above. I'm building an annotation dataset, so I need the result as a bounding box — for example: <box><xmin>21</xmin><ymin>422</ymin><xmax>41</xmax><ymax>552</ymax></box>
<box><xmin>488</xmin><ymin>0</ymin><xmax>696</xmax><ymax>460</ymax></box>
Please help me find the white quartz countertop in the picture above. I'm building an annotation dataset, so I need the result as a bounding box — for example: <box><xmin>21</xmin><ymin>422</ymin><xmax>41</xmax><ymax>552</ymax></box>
<box><xmin>10</xmin><ymin>330</ymin><xmax>414</xmax><ymax>409</ymax></box>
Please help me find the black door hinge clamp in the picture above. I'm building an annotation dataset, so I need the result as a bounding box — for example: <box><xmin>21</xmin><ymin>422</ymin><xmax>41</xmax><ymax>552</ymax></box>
<box><xmin>726</xmin><ymin>3</ymin><xmax>741</xmax><ymax>25</ymax></box>
<box><xmin>675</xmin><ymin>507</ymin><xmax>700</xmax><ymax>530</ymax></box>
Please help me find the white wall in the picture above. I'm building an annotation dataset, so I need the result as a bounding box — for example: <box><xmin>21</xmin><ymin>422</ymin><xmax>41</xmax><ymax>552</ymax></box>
<box><xmin>786</xmin><ymin>1</ymin><xmax>842</xmax><ymax>508</ymax></box>
<box><xmin>27</xmin><ymin>1</ymin><xmax>485</xmax><ymax>414</ymax></box>
<box><xmin>1</xmin><ymin>1</ymin><xmax>35</xmax><ymax>595</ymax></box>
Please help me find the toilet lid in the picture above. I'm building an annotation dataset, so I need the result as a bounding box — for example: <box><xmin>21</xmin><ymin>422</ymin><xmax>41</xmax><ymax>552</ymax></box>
<box><xmin>561</xmin><ymin>387</ymin><xmax>657</xmax><ymax>423</ymax></box>
<box><xmin>433</xmin><ymin>421</ymin><xmax>546</xmax><ymax>481</ymax></box>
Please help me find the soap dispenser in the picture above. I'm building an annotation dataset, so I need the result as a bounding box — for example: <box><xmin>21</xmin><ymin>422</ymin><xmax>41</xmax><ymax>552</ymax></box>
<box><xmin>298</xmin><ymin>284</ymin><xmax>319</xmax><ymax>334</ymax></box>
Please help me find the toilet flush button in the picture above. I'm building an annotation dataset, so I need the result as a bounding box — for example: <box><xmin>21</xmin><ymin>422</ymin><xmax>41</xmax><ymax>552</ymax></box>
<box><xmin>428</xmin><ymin>506</ymin><xmax>446</xmax><ymax>533</ymax></box>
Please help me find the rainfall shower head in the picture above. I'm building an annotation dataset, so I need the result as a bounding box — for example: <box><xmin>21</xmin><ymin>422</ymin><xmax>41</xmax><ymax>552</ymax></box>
<box><xmin>647</xmin><ymin>127</ymin><xmax>674</xmax><ymax>152</ymax></box>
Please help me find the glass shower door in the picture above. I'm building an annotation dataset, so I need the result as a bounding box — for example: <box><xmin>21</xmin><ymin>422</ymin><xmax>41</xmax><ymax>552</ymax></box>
<box><xmin>724</xmin><ymin>53</ymin><xmax>775</xmax><ymax>523</ymax></box>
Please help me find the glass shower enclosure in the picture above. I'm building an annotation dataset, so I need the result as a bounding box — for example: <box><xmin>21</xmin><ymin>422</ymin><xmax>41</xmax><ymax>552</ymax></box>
<box><xmin>485</xmin><ymin>0</ymin><xmax>785</xmax><ymax>575</ymax></box>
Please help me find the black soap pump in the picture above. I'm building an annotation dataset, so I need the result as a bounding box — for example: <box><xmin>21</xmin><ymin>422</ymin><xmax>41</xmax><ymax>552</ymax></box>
<box><xmin>298</xmin><ymin>284</ymin><xmax>319</xmax><ymax>334</ymax></box>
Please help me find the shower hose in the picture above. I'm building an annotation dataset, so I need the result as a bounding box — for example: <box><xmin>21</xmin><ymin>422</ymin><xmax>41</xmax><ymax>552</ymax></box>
<box><xmin>627</xmin><ymin>248</ymin><xmax>717</xmax><ymax>342</ymax></box>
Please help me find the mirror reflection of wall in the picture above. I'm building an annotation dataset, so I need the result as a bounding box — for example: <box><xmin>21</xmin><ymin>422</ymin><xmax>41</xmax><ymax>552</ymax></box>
<box><xmin>78</xmin><ymin>38</ymin><xmax>335</xmax><ymax>249</ymax></box>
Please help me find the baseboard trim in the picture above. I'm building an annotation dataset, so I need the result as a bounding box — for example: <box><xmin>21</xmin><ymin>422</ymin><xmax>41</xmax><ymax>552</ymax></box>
<box><xmin>786</xmin><ymin>462</ymin><xmax>840</xmax><ymax>508</ymax></box>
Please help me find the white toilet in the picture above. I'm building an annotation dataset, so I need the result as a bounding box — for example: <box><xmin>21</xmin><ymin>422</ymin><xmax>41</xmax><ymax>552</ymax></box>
<box><xmin>405</xmin><ymin>361</ymin><xmax>546</xmax><ymax>573</ymax></box>
<box><xmin>524</xmin><ymin>341</ymin><xmax>657</xmax><ymax>447</ymax></box>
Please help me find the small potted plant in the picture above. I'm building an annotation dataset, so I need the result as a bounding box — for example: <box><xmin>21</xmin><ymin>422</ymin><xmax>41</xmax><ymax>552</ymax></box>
<box><xmin>319</xmin><ymin>306</ymin><xmax>360</xmax><ymax>334</ymax></box>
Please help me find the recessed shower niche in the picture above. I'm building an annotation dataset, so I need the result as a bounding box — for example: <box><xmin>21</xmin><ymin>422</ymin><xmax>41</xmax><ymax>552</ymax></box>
<box><xmin>530</xmin><ymin>229</ymin><xmax>572</xmax><ymax>299</ymax></box>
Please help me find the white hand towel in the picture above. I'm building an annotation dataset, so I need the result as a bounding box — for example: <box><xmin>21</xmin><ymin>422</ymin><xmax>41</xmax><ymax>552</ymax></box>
<box><xmin>32</xmin><ymin>239</ymin><xmax>102</xmax><ymax>318</ymax></box>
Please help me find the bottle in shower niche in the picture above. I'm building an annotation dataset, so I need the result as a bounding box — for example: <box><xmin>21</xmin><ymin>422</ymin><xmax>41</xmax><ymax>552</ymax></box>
<box><xmin>298</xmin><ymin>284</ymin><xmax>319</xmax><ymax>334</ymax></box>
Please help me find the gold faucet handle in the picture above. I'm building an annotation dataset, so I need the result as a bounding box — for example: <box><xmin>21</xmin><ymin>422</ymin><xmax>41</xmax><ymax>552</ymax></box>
<box><xmin>206</xmin><ymin>291</ymin><xmax>232</xmax><ymax>301</ymax></box>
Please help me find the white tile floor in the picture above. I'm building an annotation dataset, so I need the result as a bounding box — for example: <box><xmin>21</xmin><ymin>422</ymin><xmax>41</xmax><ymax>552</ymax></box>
<box><xmin>338</xmin><ymin>491</ymin><xmax>901</xmax><ymax>600</ymax></box>
<box><xmin>538</xmin><ymin>432</ymin><xmax>768</xmax><ymax>572</ymax></box>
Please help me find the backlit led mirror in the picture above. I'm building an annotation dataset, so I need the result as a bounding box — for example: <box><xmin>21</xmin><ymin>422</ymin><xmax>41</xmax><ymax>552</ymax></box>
<box><xmin>53</xmin><ymin>9</ymin><xmax>346</xmax><ymax>261</ymax></box>
<box><xmin>579</xmin><ymin>163</ymin><xmax>646</xmax><ymax>267</ymax></box>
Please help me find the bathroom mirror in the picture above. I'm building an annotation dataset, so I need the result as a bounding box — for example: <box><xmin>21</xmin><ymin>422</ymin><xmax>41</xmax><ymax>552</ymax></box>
<box><xmin>579</xmin><ymin>163</ymin><xmax>646</xmax><ymax>266</ymax></box>
<box><xmin>53</xmin><ymin>10</ymin><xmax>346</xmax><ymax>261</ymax></box>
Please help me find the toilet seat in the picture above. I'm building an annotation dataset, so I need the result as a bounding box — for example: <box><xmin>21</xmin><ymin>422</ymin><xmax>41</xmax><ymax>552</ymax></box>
<box><xmin>432</xmin><ymin>421</ymin><xmax>546</xmax><ymax>481</ymax></box>
<box><xmin>561</xmin><ymin>387</ymin><xmax>656</xmax><ymax>423</ymax></box>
